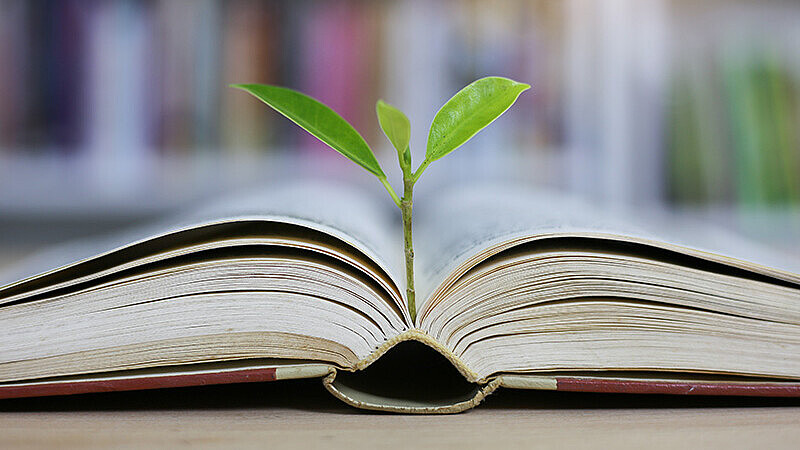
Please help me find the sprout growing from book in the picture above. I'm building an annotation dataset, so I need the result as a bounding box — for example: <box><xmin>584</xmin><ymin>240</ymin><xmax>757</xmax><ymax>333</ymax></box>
<box><xmin>231</xmin><ymin>77</ymin><xmax>529</xmax><ymax>322</ymax></box>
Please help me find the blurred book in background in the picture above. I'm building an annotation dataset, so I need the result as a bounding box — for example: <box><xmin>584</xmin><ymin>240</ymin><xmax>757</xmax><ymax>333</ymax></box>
<box><xmin>0</xmin><ymin>0</ymin><xmax>565</xmax><ymax>198</ymax></box>
<box><xmin>0</xmin><ymin>0</ymin><xmax>798</xmax><ymax>245</ymax></box>
<box><xmin>667</xmin><ymin>3</ymin><xmax>800</xmax><ymax>208</ymax></box>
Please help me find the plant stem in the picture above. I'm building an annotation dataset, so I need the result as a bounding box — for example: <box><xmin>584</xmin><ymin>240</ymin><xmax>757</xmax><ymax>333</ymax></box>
<box><xmin>379</xmin><ymin>176</ymin><xmax>401</xmax><ymax>208</ymax></box>
<box><xmin>411</xmin><ymin>159</ymin><xmax>431</xmax><ymax>183</ymax></box>
<box><xmin>401</xmin><ymin>175</ymin><xmax>416</xmax><ymax>323</ymax></box>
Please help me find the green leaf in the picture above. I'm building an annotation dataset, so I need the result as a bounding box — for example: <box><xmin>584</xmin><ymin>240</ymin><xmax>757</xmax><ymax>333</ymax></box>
<box><xmin>426</xmin><ymin>77</ymin><xmax>530</xmax><ymax>162</ymax></box>
<box><xmin>376</xmin><ymin>100</ymin><xmax>411</xmax><ymax>171</ymax></box>
<box><xmin>231</xmin><ymin>84</ymin><xmax>385</xmax><ymax>177</ymax></box>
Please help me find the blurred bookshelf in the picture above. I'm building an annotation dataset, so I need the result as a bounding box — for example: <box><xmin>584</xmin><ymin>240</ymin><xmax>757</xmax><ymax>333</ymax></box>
<box><xmin>0</xmin><ymin>0</ymin><xmax>799</xmax><ymax>247</ymax></box>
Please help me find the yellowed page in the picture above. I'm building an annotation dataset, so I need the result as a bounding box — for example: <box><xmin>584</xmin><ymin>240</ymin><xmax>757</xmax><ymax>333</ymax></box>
<box><xmin>415</xmin><ymin>183</ymin><xmax>800</xmax><ymax>314</ymax></box>
<box><xmin>0</xmin><ymin>181</ymin><xmax>407</xmax><ymax>320</ymax></box>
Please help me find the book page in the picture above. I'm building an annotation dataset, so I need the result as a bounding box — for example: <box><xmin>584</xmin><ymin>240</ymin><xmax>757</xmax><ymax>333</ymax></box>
<box><xmin>414</xmin><ymin>182</ymin><xmax>800</xmax><ymax>310</ymax></box>
<box><xmin>0</xmin><ymin>181</ymin><xmax>405</xmax><ymax>294</ymax></box>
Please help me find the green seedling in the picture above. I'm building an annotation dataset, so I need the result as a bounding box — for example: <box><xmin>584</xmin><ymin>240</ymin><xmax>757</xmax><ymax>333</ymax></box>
<box><xmin>231</xmin><ymin>77</ymin><xmax>529</xmax><ymax>322</ymax></box>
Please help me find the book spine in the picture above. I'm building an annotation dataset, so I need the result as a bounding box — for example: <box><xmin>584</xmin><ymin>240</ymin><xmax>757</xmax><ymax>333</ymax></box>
<box><xmin>84</xmin><ymin>0</ymin><xmax>149</xmax><ymax>192</ymax></box>
<box><xmin>554</xmin><ymin>377</ymin><xmax>800</xmax><ymax>397</ymax></box>
<box><xmin>0</xmin><ymin>364</ymin><xmax>331</xmax><ymax>400</ymax></box>
<box><xmin>219</xmin><ymin>0</ymin><xmax>276</xmax><ymax>154</ymax></box>
<box><xmin>499</xmin><ymin>374</ymin><xmax>800</xmax><ymax>397</ymax></box>
<box><xmin>297</xmin><ymin>2</ymin><xmax>363</xmax><ymax>167</ymax></box>
<box><xmin>0</xmin><ymin>1</ymin><xmax>27</xmax><ymax>149</ymax></box>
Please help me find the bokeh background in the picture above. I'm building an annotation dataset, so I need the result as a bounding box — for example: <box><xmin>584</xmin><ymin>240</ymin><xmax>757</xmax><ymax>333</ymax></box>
<box><xmin>0</xmin><ymin>0</ymin><xmax>799</xmax><ymax>254</ymax></box>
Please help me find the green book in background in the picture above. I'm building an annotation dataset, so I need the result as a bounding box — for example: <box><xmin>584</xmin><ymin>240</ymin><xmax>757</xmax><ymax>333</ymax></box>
<box><xmin>753</xmin><ymin>54</ymin><xmax>783</xmax><ymax>204</ymax></box>
<box><xmin>668</xmin><ymin>42</ymin><xmax>800</xmax><ymax>209</ymax></box>
<box><xmin>722</xmin><ymin>50</ymin><xmax>766</xmax><ymax>207</ymax></box>
<box><xmin>688</xmin><ymin>56</ymin><xmax>732</xmax><ymax>204</ymax></box>
<box><xmin>764</xmin><ymin>53</ymin><xmax>800</xmax><ymax>204</ymax></box>
<box><xmin>668</xmin><ymin>74</ymin><xmax>705</xmax><ymax>204</ymax></box>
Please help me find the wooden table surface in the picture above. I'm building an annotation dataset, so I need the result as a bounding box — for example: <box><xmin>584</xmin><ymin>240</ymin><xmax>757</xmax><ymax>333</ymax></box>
<box><xmin>2</xmin><ymin>379</ymin><xmax>800</xmax><ymax>449</ymax></box>
<box><xmin>2</xmin><ymin>249</ymin><xmax>800</xmax><ymax>449</ymax></box>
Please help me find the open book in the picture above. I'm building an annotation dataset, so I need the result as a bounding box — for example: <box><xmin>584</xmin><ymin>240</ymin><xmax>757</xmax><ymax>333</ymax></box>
<box><xmin>1</xmin><ymin>181</ymin><xmax>800</xmax><ymax>413</ymax></box>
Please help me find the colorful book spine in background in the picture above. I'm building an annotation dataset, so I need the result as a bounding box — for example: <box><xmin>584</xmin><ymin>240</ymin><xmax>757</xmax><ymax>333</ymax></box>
<box><xmin>669</xmin><ymin>41</ymin><xmax>800</xmax><ymax>207</ymax></box>
<box><xmin>48</xmin><ymin>0</ymin><xmax>88</xmax><ymax>154</ymax></box>
<box><xmin>83</xmin><ymin>0</ymin><xmax>149</xmax><ymax>192</ymax></box>
<box><xmin>690</xmin><ymin>54</ymin><xmax>732</xmax><ymax>204</ymax></box>
<box><xmin>752</xmin><ymin>55</ymin><xmax>782</xmax><ymax>204</ymax></box>
<box><xmin>0</xmin><ymin>1</ymin><xmax>27</xmax><ymax>149</ymax></box>
<box><xmin>764</xmin><ymin>53</ymin><xmax>800</xmax><ymax>204</ymax></box>
<box><xmin>721</xmin><ymin>49</ymin><xmax>799</xmax><ymax>207</ymax></box>
<box><xmin>219</xmin><ymin>0</ymin><xmax>278</xmax><ymax>155</ymax></box>
<box><xmin>192</xmin><ymin>0</ymin><xmax>223</xmax><ymax>153</ymax></box>
<box><xmin>156</xmin><ymin>0</ymin><xmax>197</xmax><ymax>153</ymax></box>
<box><xmin>0</xmin><ymin>0</ymin><xmax>797</xmax><ymax>208</ymax></box>
<box><xmin>667</xmin><ymin>74</ymin><xmax>704</xmax><ymax>204</ymax></box>
<box><xmin>1</xmin><ymin>0</ymin><xmax>567</xmax><ymax>165</ymax></box>
<box><xmin>16</xmin><ymin>1</ymin><xmax>88</xmax><ymax>154</ymax></box>
<box><xmin>298</xmin><ymin>1</ymin><xmax>370</xmax><ymax>168</ymax></box>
